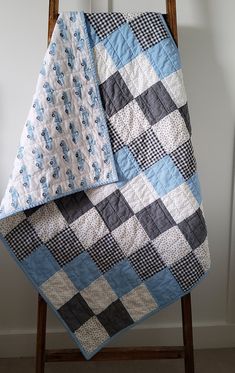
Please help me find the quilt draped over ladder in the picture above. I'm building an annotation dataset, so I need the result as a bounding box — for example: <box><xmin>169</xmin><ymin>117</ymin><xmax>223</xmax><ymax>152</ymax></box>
<box><xmin>0</xmin><ymin>11</ymin><xmax>210</xmax><ymax>359</ymax></box>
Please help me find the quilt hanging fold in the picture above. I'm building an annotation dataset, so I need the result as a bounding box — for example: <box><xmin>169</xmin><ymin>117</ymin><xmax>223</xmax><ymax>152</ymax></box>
<box><xmin>0</xmin><ymin>11</ymin><xmax>210</xmax><ymax>360</ymax></box>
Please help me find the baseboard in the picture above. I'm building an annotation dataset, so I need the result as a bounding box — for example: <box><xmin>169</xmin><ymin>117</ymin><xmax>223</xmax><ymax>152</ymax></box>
<box><xmin>0</xmin><ymin>322</ymin><xmax>235</xmax><ymax>358</ymax></box>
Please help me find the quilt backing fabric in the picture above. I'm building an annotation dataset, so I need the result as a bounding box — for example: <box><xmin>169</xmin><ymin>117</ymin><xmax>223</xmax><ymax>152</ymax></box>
<box><xmin>0</xmin><ymin>11</ymin><xmax>210</xmax><ymax>359</ymax></box>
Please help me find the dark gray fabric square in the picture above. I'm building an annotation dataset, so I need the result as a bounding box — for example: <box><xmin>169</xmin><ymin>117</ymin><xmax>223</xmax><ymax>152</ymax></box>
<box><xmin>136</xmin><ymin>81</ymin><xmax>177</xmax><ymax>125</ymax></box>
<box><xmin>179</xmin><ymin>103</ymin><xmax>191</xmax><ymax>135</ymax></box>
<box><xmin>178</xmin><ymin>208</ymin><xmax>207</xmax><ymax>250</ymax></box>
<box><xmin>97</xmin><ymin>299</ymin><xmax>133</xmax><ymax>336</ymax></box>
<box><xmin>87</xmin><ymin>233</ymin><xmax>125</xmax><ymax>273</ymax></box>
<box><xmin>55</xmin><ymin>191</ymin><xmax>93</xmax><ymax>224</ymax></box>
<box><xmin>136</xmin><ymin>199</ymin><xmax>175</xmax><ymax>240</ymax></box>
<box><xmin>5</xmin><ymin>220</ymin><xmax>42</xmax><ymax>261</ymax></box>
<box><xmin>58</xmin><ymin>293</ymin><xmax>94</xmax><ymax>332</ymax></box>
<box><xmin>96</xmin><ymin>190</ymin><xmax>134</xmax><ymax>231</ymax></box>
<box><xmin>170</xmin><ymin>251</ymin><xmax>205</xmax><ymax>291</ymax></box>
<box><xmin>99</xmin><ymin>71</ymin><xmax>134</xmax><ymax>118</ymax></box>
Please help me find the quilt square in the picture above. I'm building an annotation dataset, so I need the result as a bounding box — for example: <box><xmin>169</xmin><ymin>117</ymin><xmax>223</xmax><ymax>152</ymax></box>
<box><xmin>96</xmin><ymin>190</ymin><xmax>134</xmax><ymax>231</ymax></box>
<box><xmin>94</xmin><ymin>42</ymin><xmax>117</xmax><ymax>84</ymax></box>
<box><xmin>153</xmin><ymin>226</ymin><xmax>192</xmax><ymax>266</ymax></box>
<box><xmin>86</xmin><ymin>182</ymin><xmax>118</xmax><ymax>206</ymax></box>
<box><xmin>194</xmin><ymin>238</ymin><xmax>211</xmax><ymax>272</ymax></box>
<box><xmin>0</xmin><ymin>212</ymin><xmax>25</xmax><ymax>237</ymax></box>
<box><xmin>129</xmin><ymin>13</ymin><xmax>168</xmax><ymax>51</ymax></box>
<box><xmin>80</xmin><ymin>276</ymin><xmax>118</xmax><ymax>314</ymax></box>
<box><xmin>58</xmin><ymin>292</ymin><xmax>94</xmax><ymax>332</ymax></box>
<box><xmin>169</xmin><ymin>251</ymin><xmax>205</xmax><ymax>292</ymax></box>
<box><xmin>128</xmin><ymin>128</ymin><xmax>166</xmax><ymax>170</ymax></box>
<box><xmin>119</xmin><ymin>53</ymin><xmax>159</xmax><ymax>98</ymax></box>
<box><xmin>136</xmin><ymin>199</ymin><xmax>175</xmax><ymax>240</ymax></box>
<box><xmin>120</xmin><ymin>173</ymin><xmax>159</xmax><ymax>214</ymax></box>
<box><xmin>144</xmin><ymin>155</ymin><xmax>185</xmax><ymax>197</ymax></box>
<box><xmin>161</xmin><ymin>70</ymin><xmax>187</xmax><ymax>108</ymax></box>
<box><xmin>99</xmin><ymin>71</ymin><xmax>134</xmax><ymax>118</ymax></box>
<box><xmin>186</xmin><ymin>173</ymin><xmax>202</xmax><ymax>205</ymax></box>
<box><xmin>170</xmin><ymin>139</ymin><xmax>197</xmax><ymax>180</ymax></box>
<box><xmin>46</xmin><ymin>227</ymin><xmax>84</xmax><ymax>266</ymax></box>
<box><xmin>121</xmin><ymin>283</ymin><xmax>158</xmax><ymax>321</ymax></box>
<box><xmin>161</xmin><ymin>182</ymin><xmax>199</xmax><ymax>224</ymax></box>
<box><xmin>64</xmin><ymin>252</ymin><xmax>101</xmax><ymax>291</ymax></box>
<box><xmin>88</xmin><ymin>233</ymin><xmax>125</xmax><ymax>273</ymax></box>
<box><xmin>22</xmin><ymin>245</ymin><xmax>60</xmax><ymax>286</ymax></box>
<box><xmin>178</xmin><ymin>208</ymin><xmax>207</xmax><ymax>250</ymax></box>
<box><xmin>145</xmin><ymin>267</ymin><xmax>183</xmax><ymax>307</ymax></box>
<box><xmin>5</xmin><ymin>219</ymin><xmax>42</xmax><ymax>261</ymax></box>
<box><xmin>136</xmin><ymin>81</ymin><xmax>177</xmax><ymax>125</ymax></box>
<box><xmin>28</xmin><ymin>202</ymin><xmax>68</xmax><ymax>242</ymax></box>
<box><xmin>129</xmin><ymin>241</ymin><xmax>166</xmax><ymax>280</ymax></box>
<box><xmin>112</xmin><ymin>216</ymin><xmax>149</xmax><ymax>256</ymax></box>
<box><xmin>75</xmin><ymin>316</ymin><xmax>109</xmax><ymax>355</ymax></box>
<box><xmin>179</xmin><ymin>103</ymin><xmax>192</xmax><ymax>135</ymax></box>
<box><xmin>86</xmin><ymin>13</ymin><xmax>126</xmax><ymax>40</ymax></box>
<box><xmin>152</xmin><ymin>110</ymin><xmax>190</xmax><ymax>154</ymax></box>
<box><xmin>104</xmin><ymin>259</ymin><xmax>141</xmax><ymax>298</ymax></box>
<box><xmin>109</xmin><ymin>100</ymin><xmax>151</xmax><ymax>145</ymax></box>
<box><xmin>70</xmin><ymin>208</ymin><xmax>109</xmax><ymax>249</ymax></box>
<box><xmin>114</xmin><ymin>146</ymin><xmax>141</xmax><ymax>187</ymax></box>
<box><xmin>102</xmin><ymin>23</ymin><xmax>142</xmax><ymax>69</ymax></box>
<box><xmin>97</xmin><ymin>299</ymin><xmax>133</xmax><ymax>336</ymax></box>
<box><xmin>106</xmin><ymin>119</ymin><xmax>125</xmax><ymax>153</ymax></box>
<box><xmin>40</xmin><ymin>269</ymin><xmax>78</xmax><ymax>309</ymax></box>
<box><xmin>55</xmin><ymin>192</ymin><xmax>93</xmax><ymax>225</ymax></box>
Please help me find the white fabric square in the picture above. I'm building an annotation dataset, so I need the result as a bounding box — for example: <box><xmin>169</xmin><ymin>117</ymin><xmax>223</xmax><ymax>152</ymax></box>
<box><xmin>162</xmin><ymin>69</ymin><xmax>187</xmax><ymax>108</ymax></box>
<box><xmin>119</xmin><ymin>52</ymin><xmax>159</xmax><ymax>97</ymax></box>
<box><xmin>75</xmin><ymin>316</ymin><xmax>109</xmax><ymax>354</ymax></box>
<box><xmin>194</xmin><ymin>237</ymin><xmax>211</xmax><ymax>271</ymax></box>
<box><xmin>109</xmin><ymin>100</ymin><xmax>150</xmax><ymax>144</ymax></box>
<box><xmin>80</xmin><ymin>276</ymin><xmax>117</xmax><ymax>314</ymax></box>
<box><xmin>40</xmin><ymin>269</ymin><xmax>78</xmax><ymax>309</ymax></box>
<box><xmin>121</xmin><ymin>284</ymin><xmax>158</xmax><ymax>321</ymax></box>
<box><xmin>28</xmin><ymin>202</ymin><xmax>67</xmax><ymax>242</ymax></box>
<box><xmin>85</xmin><ymin>183</ymin><xmax>117</xmax><ymax>205</ymax></box>
<box><xmin>161</xmin><ymin>182</ymin><xmax>199</xmax><ymax>224</ymax></box>
<box><xmin>112</xmin><ymin>216</ymin><xmax>149</xmax><ymax>256</ymax></box>
<box><xmin>0</xmin><ymin>212</ymin><xmax>25</xmax><ymax>237</ymax></box>
<box><xmin>70</xmin><ymin>207</ymin><xmax>109</xmax><ymax>248</ymax></box>
<box><xmin>152</xmin><ymin>110</ymin><xmax>190</xmax><ymax>153</ymax></box>
<box><xmin>94</xmin><ymin>42</ymin><xmax>117</xmax><ymax>84</ymax></box>
<box><xmin>153</xmin><ymin>226</ymin><xmax>192</xmax><ymax>266</ymax></box>
<box><xmin>120</xmin><ymin>173</ymin><xmax>159</xmax><ymax>213</ymax></box>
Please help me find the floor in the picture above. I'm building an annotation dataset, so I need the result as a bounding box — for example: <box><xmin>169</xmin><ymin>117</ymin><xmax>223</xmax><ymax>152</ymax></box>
<box><xmin>0</xmin><ymin>349</ymin><xmax>235</xmax><ymax>373</ymax></box>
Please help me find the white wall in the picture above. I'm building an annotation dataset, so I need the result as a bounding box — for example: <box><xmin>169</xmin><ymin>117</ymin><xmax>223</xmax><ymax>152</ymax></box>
<box><xmin>0</xmin><ymin>0</ymin><xmax>234</xmax><ymax>357</ymax></box>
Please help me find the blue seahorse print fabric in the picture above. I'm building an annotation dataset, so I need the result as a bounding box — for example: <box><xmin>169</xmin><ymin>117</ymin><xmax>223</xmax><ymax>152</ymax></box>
<box><xmin>0</xmin><ymin>11</ymin><xmax>210</xmax><ymax>360</ymax></box>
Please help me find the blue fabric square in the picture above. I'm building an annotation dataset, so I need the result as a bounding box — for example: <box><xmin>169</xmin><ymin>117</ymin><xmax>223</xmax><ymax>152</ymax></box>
<box><xmin>102</xmin><ymin>23</ymin><xmax>142</xmax><ymax>69</ymax></box>
<box><xmin>145</xmin><ymin>267</ymin><xmax>183</xmax><ymax>307</ymax></box>
<box><xmin>86</xmin><ymin>21</ymin><xmax>101</xmax><ymax>47</ymax></box>
<box><xmin>144</xmin><ymin>155</ymin><xmax>185</xmax><ymax>197</ymax></box>
<box><xmin>145</xmin><ymin>38</ymin><xmax>181</xmax><ymax>79</ymax></box>
<box><xmin>187</xmin><ymin>172</ymin><xmax>202</xmax><ymax>205</ymax></box>
<box><xmin>22</xmin><ymin>245</ymin><xmax>60</xmax><ymax>286</ymax></box>
<box><xmin>114</xmin><ymin>146</ymin><xmax>141</xmax><ymax>187</ymax></box>
<box><xmin>104</xmin><ymin>260</ymin><xmax>141</xmax><ymax>298</ymax></box>
<box><xmin>64</xmin><ymin>252</ymin><xmax>101</xmax><ymax>290</ymax></box>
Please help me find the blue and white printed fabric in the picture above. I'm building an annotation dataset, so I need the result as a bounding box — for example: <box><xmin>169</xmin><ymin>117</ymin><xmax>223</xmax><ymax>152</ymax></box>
<box><xmin>0</xmin><ymin>11</ymin><xmax>210</xmax><ymax>360</ymax></box>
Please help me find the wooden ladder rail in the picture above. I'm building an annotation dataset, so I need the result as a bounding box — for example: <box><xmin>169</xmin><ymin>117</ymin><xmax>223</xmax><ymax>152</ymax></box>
<box><xmin>36</xmin><ymin>1</ymin><xmax>194</xmax><ymax>372</ymax></box>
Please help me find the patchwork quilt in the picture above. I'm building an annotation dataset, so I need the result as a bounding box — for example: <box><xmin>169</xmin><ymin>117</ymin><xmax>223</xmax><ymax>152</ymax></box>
<box><xmin>0</xmin><ymin>11</ymin><xmax>210</xmax><ymax>359</ymax></box>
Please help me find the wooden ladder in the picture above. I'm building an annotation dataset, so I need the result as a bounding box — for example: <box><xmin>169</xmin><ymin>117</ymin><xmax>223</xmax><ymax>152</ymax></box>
<box><xmin>36</xmin><ymin>1</ymin><xmax>194</xmax><ymax>372</ymax></box>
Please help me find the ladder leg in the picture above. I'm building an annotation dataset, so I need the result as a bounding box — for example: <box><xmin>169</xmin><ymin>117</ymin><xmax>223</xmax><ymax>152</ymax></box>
<box><xmin>181</xmin><ymin>293</ymin><xmax>195</xmax><ymax>373</ymax></box>
<box><xmin>36</xmin><ymin>293</ymin><xmax>47</xmax><ymax>373</ymax></box>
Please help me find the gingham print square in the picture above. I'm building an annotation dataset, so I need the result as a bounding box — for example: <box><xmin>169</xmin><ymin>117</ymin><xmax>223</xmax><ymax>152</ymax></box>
<box><xmin>129</xmin><ymin>241</ymin><xmax>166</xmax><ymax>280</ymax></box>
<box><xmin>170</xmin><ymin>139</ymin><xmax>197</xmax><ymax>180</ymax></box>
<box><xmin>85</xmin><ymin>13</ymin><xmax>126</xmax><ymax>40</ymax></box>
<box><xmin>169</xmin><ymin>251</ymin><xmax>205</xmax><ymax>292</ymax></box>
<box><xmin>128</xmin><ymin>128</ymin><xmax>166</xmax><ymax>170</ymax></box>
<box><xmin>46</xmin><ymin>227</ymin><xmax>84</xmax><ymax>266</ymax></box>
<box><xmin>106</xmin><ymin>119</ymin><xmax>125</xmax><ymax>153</ymax></box>
<box><xmin>129</xmin><ymin>13</ymin><xmax>168</xmax><ymax>51</ymax></box>
<box><xmin>5</xmin><ymin>220</ymin><xmax>42</xmax><ymax>261</ymax></box>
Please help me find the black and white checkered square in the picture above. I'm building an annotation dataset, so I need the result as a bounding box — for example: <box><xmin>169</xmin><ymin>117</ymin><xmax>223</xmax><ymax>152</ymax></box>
<box><xmin>85</xmin><ymin>13</ymin><xmax>126</xmax><ymax>40</ymax></box>
<box><xmin>46</xmin><ymin>227</ymin><xmax>84</xmax><ymax>266</ymax></box>
<box><xmin>5</xmin><ymin>220</ymin><xmax>42</xmax><ymax>261</ymax></box>
<box><xmin>106</xmin><ymin>119</ymin><xmax>125</xmax><ymax>153</ymax></box>
<box><xmin>129</xmin><ymin>13</ymin><xmax>168</xmax><ymax>51</ymax></box>
<box><xmin>128</xmin><ymin>128</ymin><xmax>166</xmax><ymax>170</ymax></box>
<box><xmin>169</xmin><ymin>251</ymin><xmax>205</xmax><ymax>292</ymax></box>
<box><xmin>87</xmin><ymin>233</ymin><xmax>125</xmax><ymax>273</ymax></box>
<box><xmin>129</xmin><ymin>241</ymin><xmax>166</xmax><ymax>280</ymax></box>
<box><xmin>170</xmin><ymin>139</ymin><xmax>197</xmax><ymax>180</ymax></box>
